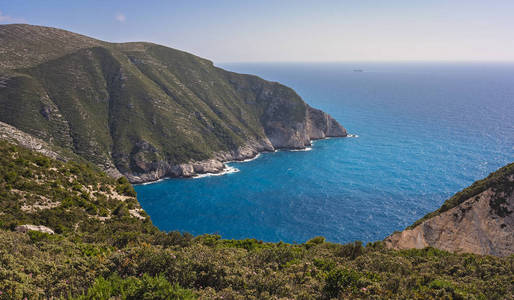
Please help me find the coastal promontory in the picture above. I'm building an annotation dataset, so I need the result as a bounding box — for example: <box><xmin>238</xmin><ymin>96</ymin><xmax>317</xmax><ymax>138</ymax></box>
<box><xmin>0</xmin><ymin>24</ymin><xmax>346</xmax><ymax>183</ymax></box>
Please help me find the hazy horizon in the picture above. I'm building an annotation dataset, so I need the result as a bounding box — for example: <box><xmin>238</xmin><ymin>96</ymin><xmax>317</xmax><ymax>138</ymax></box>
<box><xmin>1</xmin><ymin>1</ymin><xmax>514</xmax><ymax>63</ymax></box>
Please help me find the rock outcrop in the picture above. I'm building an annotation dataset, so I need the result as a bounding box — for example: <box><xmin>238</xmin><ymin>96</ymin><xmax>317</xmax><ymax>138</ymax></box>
<box><xmin>15</xmin><ymin>224</ymin><xmax>55</xmax><ymax>235</ymax></box>
<box><xmin>385</xmin><ymin>163</ymin><xmax>514</xmax><ymax>256</ymax></box>
<box><xmin>0</xmin><ymin>121</ymin><xmax>61</xmax><ymax>160</ymax></box>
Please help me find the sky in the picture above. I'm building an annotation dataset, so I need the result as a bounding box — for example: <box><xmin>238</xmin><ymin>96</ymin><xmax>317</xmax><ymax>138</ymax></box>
<box><xmin>1</xmin><ymin>0</ymin><xmax>513</xmax><ymax>63</ymax></box>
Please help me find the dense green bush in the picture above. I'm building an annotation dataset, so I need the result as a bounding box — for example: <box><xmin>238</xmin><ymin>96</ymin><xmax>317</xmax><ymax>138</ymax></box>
<box><xmin>305</xmin><ymin>236</ymin><xmax>325</xmax><ymax>249</ymax></box>
<box><xmin>75</xmin><ymin>274</ymin><xmax>195</xmax><ymax>300</ymax></box>
<box><xmin>323</xmin><ymin>268</ymin><xmax>367</xmax><ymax>298</ymax></box>
<box><xmin>116</xmin><ymin>177</ymin><xmax>137</xmax><ymax>197</ymax></box>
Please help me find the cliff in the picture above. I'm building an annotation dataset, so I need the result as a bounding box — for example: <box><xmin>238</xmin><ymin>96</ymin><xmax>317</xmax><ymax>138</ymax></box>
<box><xmin>0</xmin><ymin>24</ymin><xmax>346</xmax><ymax>183</ymax></box>
<box><xmin>385</xmin><ymin>163</ymin><xmax>514</xmax><ymax>256</ymax></box>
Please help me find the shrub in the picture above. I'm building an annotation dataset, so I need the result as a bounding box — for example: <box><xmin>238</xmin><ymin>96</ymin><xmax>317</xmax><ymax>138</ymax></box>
<box><xmin>323</xmin><ymin>268</ymin><xmax>364</xmax><ymax>298</ymax></box>
<box><xmin>28</xmin><ymin>230</ymin><xmax>51</xmax><ymax>242</ymax></box>
<box><xmin>114</xmin><ymin>231</ymin><xmax>140</xmax><ymax>248</ymax></box>
<box><xmin>336</xmin><ymin>241</ymin><xmax>364</xmax><ymax>259</ymax></box>
<box><xmin>77</xmin><ymin>274</ymin><xmax>195</xmax><ymax>300</ymax></box>
<box><xmin>153</xmin><ymin>231</ymin><xmax>193</xmax><ymax>248</ymax></box>
<box><xmin>116</xmin><ymin>177</ymin><xmax>137</xmax><ymax>197</ymax></box>
<box><xmin>34</xmin><ymin>156</ymin><xmax>51</xmax><ymax>167</ymax></box>
<box><xmin>4</xmin><ymin>171</ymin><xmax>17</xmax><ymax>183</ymax></box>
<box><xmin>305</xmin><ymin>236</ymin><xmax>325</xmax><ymax>249</ymax></box>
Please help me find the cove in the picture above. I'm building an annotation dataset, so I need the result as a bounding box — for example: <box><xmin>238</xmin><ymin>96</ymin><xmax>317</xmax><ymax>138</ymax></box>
<box><xmin>136</xmin><ymin>62</ymin><xmax>514</xmax><ymax>243</ymax></box>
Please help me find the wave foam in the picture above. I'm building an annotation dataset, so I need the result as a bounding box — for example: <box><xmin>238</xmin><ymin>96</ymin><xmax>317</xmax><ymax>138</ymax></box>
<box><xmin>138</xmin><ymin>178</ymin><xmax>169</xmax><ymax>186</ymax></box>
<box><xmin>193</xmin><ymin>165</ymin><xmax>240</xmax><ymax>179</ymax></box>
<box><xmin>240</xmin><ymin>153</ymin><xmax>261</xmax><ymax>162</ymax></box>
<box><xmin>226</xmin><ymin>153</ymin><xmax>261</xmax><ymax>163</ymax></box>
<box><xmin>347</xmin><ymin>134</ymin><xmax>359</xmax><ymax>138</ymax></box>
<box><xmin>289</xmin><ymin>147</ymin><xmax>312</xmax><ymax>152</ymax></box>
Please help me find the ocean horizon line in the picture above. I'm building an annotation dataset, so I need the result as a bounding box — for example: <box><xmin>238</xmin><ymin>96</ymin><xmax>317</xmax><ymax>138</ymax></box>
<box><xmin>217</xmin><ymin>60</ymin><xmax>514</xmax><ymax>65</ymax></box>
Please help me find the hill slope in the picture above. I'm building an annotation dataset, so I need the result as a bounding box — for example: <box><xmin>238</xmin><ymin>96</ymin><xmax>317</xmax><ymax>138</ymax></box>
<box><xmin>0</xmin><ymin>139</ymin><xmax>153</xmax><ymax>237</ymax></box>
<box><xmin>0</xmin><ymin>24</ymin><xmax>346</xmax><ymax>183</ymax></box>
<box><xmin>0</xmin><ymin>139</ymin><xmax>512</xmax><ymax>299</ymax></box>
<box><xmin>385</xmin><ymin>163</ymin><xmax>514</xmax><ymax>256</ymax></box>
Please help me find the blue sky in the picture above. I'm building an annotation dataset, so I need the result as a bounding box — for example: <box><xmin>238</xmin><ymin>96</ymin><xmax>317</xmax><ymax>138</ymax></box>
<box><xmin>1</xmin><ymin>0</ymin><xmax>513</xmax><ymax>62</ymax></box>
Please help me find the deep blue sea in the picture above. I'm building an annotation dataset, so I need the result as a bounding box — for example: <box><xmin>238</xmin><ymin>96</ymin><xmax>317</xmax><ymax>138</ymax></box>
<box><xmin>136</xmin><ymin>62</ymin><xmax>514</xmax><ymax>244</ymax></box>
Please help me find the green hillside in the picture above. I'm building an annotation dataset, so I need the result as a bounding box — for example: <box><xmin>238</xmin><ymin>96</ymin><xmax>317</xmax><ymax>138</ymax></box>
<box><xmin>0</xmin><ymin>24</ymin><xmax>346</xmax><ymax>183</ymax></box>
<box><xmin>0</xmin><ymin>140</ymin><xmax>512</xmax><ymax>299</ymax></box>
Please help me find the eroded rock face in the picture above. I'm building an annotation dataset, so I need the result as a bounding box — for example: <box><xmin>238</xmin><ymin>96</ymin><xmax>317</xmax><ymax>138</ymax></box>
<box><xmin>307</xmin><ymin>107</ymin><xmax>347</xmax><ymax>139</ymax></box>
<box><xmin>385</xmin><ymin>172</ymin><xmax>514</xmax><ymax>256</ymax></box>
<box><xmin>257</xmin><ymin>82</ymin><xmax>347</xmax><ymax>150</ymax></box>
<box><xmin>0</xmin><ymin>121</ymin><xmax>61</xmax><ymax>160</ymax></box>
<box><xmin>124</xmin><ymin>139</ymin><xmax>269</xmax><ymax>183</ymax></box>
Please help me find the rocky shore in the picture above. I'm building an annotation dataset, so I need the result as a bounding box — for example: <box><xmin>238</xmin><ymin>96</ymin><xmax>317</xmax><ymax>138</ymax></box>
<box><xmin>1</xmin><ymin>108</ymin><xmax>346</xmax><ymax>184</ymax></box>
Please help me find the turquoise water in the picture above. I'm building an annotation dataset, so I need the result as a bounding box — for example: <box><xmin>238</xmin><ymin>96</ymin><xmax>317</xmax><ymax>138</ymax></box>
<box><xmin>136</xmin><ymin>62</ymin><xmax>514</xmax><ymax>243</ymax></box>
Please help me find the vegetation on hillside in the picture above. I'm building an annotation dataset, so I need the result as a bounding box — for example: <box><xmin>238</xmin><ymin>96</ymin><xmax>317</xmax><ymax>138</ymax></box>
<box><xmin>0</xmin><ymin>140</ymin><xmax>513</xmax><ymax>299</ymax></box>
<box><xmin>0</xmin><ymin>140</ymin><xmax>153</xmax><ymax>238</ymax></box>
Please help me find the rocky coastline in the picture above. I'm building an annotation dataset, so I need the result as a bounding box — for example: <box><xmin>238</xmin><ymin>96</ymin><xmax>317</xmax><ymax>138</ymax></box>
<box><xmin>1</xmin><ymin>105</ymin><xmax>347</xmax><ymax>185</ymax></box>
<box><xmin>1</xmin><ymin>107</ymin><xmax>347</xmax><ymax>184</ymax></box>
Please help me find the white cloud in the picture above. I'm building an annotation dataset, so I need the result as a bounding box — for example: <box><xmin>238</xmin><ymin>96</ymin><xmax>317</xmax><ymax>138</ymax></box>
<box><xmin>115</xmin><ymin>13</ymin><xmax>126</xmax><ymax>22</ymax></box>
<box><xmin>0</xmin><ymin>10</ymin><xmax>25</xmax><ymax>24</ymax></box>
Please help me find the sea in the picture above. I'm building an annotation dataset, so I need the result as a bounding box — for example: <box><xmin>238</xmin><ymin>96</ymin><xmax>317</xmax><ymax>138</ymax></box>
<box><xmin>135</xmin><ymin>62</ymin><xmax>514</xmax><ymax>244</ymax></box>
